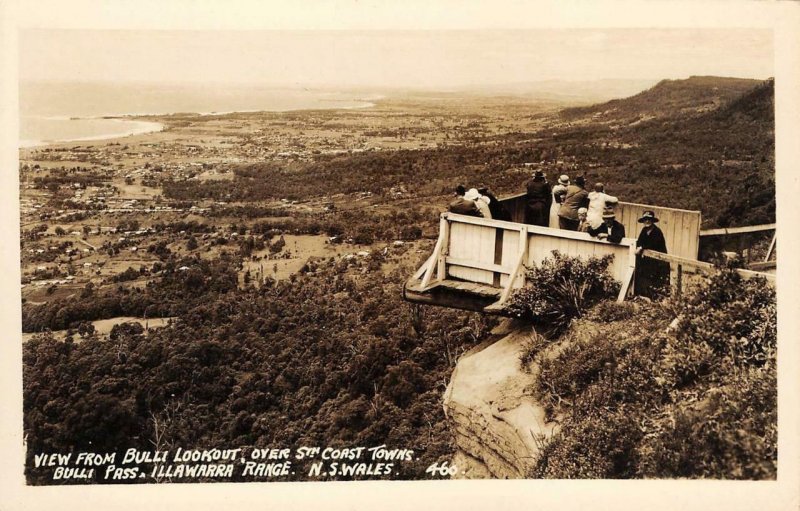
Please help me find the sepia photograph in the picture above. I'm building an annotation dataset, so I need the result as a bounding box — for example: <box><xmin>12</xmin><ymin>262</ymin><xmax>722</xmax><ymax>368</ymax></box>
<box><xmin>2</xmin><ymin>1</ymin><xmax>799</xmax><ymax>510</ymax></box>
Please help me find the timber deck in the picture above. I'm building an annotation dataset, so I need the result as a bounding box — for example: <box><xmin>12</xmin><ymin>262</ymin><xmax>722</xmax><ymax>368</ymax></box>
<box><xmin>404</xmin><ymin>276</ymin><xmax>503</xmax><ymax>313</ymax></box>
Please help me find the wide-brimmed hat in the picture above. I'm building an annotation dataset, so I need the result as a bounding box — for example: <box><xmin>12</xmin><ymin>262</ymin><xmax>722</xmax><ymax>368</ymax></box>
<box><xmin>602</xmin><ymin>207</ymin><xmax>616</xmax><ymax>219</ymax></box>
<box><xmin>464</xmin><ymin>188</ymin><xmax>481</xmax><ymax>201</ymax></box>
<box><xmin>533</xmin><ymin>170</ymin><xmax>545</xmax><ymax>179</ymax></box>
<box><xmin>558</xmin><ymin>174</ymin><xmax>569</xmax><ymax>185</ymax></box>
<box><xmin>638</xmin><ymin>210</ymin><xmax>659</xmax><ymax>223</ymax></box>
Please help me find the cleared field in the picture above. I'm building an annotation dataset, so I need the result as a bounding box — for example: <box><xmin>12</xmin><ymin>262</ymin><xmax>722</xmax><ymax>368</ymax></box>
<box><xmin>194</xmin><ymin>169</ymin><xmax>234</xmax><ymax>181</ymax></box>
<box><xmin>22</xmin><ymin>316</ymin><xmax>175</xmax><ymax>343</ymax></box>
<box><xmin>239</xmin><ymin>234</ymin><xmax>367</xmax><ymax>285</ymax></box>
<box><xmin>22</xmin><ymin>283</ymin><xmax>80</xmax><ymax>303</ymax></box>
<box><xmin>113</xmin><ymin>181</ymin><xmax>163</xmax><ymax>200</ymax></box>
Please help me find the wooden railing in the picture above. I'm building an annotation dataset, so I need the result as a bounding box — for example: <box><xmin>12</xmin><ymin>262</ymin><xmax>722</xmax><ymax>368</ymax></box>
<box><xmin>414</xmin><ymin>212</ymin><xmax>638</xmax><ymax>309</ymax></box>
<box><xmin>699</xmin><ymin>223</ymin><xmax>776</xmax><ymax>237</ymax></box>
<box><xmin>698</xmin><ymin>223</ymin><xmax>776</xmax><ymax>265</ymax></box>
<box><xmin>641</xmin><ymin>249</ymin><xmax>776</xmax><ymax>296</ymax></box>
<box><xmin>498</xmin><ymin>193</ymin><xmax>702</xmax><ymax>260</ymax></box>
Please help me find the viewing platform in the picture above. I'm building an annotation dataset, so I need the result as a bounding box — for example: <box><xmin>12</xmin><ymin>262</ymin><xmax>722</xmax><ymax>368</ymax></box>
<box><xmin>404</xmin><ymin>194</ymin><xmax>773</xmax><ymax>314</ymax></box>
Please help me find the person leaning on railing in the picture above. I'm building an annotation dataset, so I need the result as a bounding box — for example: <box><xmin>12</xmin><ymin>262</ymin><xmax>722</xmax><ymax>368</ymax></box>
<box><xmin>588</xmin><ymin>207</ymin><xmax>625</xmax><ymax>243</ymax></box>
<box><xmin>586</xmin><ymin>182</ymin><xmax>619</xmax><ymax>229</ymax></box>
<box><xmin>558</xmin><ymin>175</ymin><xmax>589</xmax><ymax>230</ymax></box>
<box><xmin>524</xmin><ymin>170</ymin><xmax>552</xmax><ymax>227</ymax></box>
<box><xmin>465</xmin><ymin>188</ymin><xmax>492</xmax><ymax>219</ymax></box>
<box><xmin>549</xmin><ymin>174</ymin><xmax>569</xmax><ymax>228</ymax></box>
<box><xmin>448</xmin><ymin>184</ymin><xmax>482</xmax><ymax>217</ymax></box>
<box><xmin>479</xmin><ymin>186</ymin><xmax>511</xmax><ymax>221</ymax></box>
<box><xmin>634</xmin><ymin>210</ymin><xmax>669</xmax><ymax>298</ymax></box>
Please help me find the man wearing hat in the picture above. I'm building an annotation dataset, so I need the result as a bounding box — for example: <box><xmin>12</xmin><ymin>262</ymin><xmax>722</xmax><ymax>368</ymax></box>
<box><xmin>524</xmin><ymin>170</ymin><xmax>552</xmax><ymax>227</ymax></box>
<box><xmin>588</xmin><ymin>207</ymin><xmax>625</xmax><ymax>243</ymax></box>
<box><xmin>634</xmin><ymin>210</ymin><xmax>669</xmax><ymax>298</ymax></box>
<box><xmin>558</xmin><ymin>175</ymin><xmax>589</xmax><ymax>230</ymax></box>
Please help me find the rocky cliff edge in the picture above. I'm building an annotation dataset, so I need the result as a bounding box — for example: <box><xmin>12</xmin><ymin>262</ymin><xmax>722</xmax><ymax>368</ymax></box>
<box><xmin>443</xmin><ymin>320</ymin><xmax>558</xmax><ymax>478</ymax></box>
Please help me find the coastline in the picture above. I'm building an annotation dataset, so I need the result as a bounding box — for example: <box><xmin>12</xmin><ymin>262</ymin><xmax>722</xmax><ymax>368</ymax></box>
<box><xmin>20</xmin><ymin>118</ymin><xmax>165</xmax><ymax>148</ymax></box>
<box><xmin>19</xmin><ymin>99</ymin><xmax>378</xmax><ymax>149</ymax></box>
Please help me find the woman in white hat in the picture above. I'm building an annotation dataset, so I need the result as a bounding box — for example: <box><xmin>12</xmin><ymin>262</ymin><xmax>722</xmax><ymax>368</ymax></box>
<box><xmin>549</xmin><ymin>174</ymin><xmax>569</xmax><ymax>228</ymax></box>
<box><xmin>464</xmin><ymin>188</ymin><xmax>492</xmax><ymax>219</ymax></box>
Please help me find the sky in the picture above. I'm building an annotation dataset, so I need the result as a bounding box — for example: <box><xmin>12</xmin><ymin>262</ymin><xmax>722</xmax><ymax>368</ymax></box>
<box><xmin>19</xmin><ymin>28</ymin><xmax>774</xmax><ymax>89</ymax></box>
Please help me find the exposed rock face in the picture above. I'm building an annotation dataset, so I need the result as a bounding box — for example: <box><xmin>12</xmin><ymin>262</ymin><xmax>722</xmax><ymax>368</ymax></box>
<box><xmin>443</xmin><ymin>321</ymin><xmax>558</xmax><ymax>479</ymax></box>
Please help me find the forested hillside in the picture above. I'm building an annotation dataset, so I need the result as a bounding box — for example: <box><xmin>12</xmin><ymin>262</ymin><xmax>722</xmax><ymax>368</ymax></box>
<box><xmin>541</xmin><ymin>78</ymin><xmax>775</xmax><ymax>227</ymax></box>
<box><xmin>560</xmin><ymin>76</ymin><xmax>761</xmax><ymax>122</ymax></box>
<box><xmin>163</xmin><ymin>77</ymin><xmax>774</xmax><ymax>229</ymax></box>
<box><xmin>23</xmin><ymin>248</ymin><xmax>496</xmax><ymax>483</ymax></box>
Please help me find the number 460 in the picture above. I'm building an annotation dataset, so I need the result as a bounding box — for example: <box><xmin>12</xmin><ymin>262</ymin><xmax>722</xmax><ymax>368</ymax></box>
<box><xmin>425</xmin><ymin>461</ymin><xmax>458</xmax><ymax>477</ymax></box>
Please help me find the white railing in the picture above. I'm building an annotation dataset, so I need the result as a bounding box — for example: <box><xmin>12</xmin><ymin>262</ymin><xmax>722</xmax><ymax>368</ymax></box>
<box><xmin>498</xmin><ymin>192</ymin><xmax>702</xmax><ymax>260</ymax></box>
<box><xmin>417</xmin><ymin>213</ymin><xmax>637</xmax><ymax>307</ymax></box>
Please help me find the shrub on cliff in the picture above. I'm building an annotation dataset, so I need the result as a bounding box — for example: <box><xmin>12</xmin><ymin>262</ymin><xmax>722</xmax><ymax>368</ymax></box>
<box><xmin>504</xmin><ymin>251</ymin><xmax>621</xmax><ymax>336</ymax></box>
<box><xmin>530</xmin><ymin>268</ymin><xmax>776</xmax><ymax>479</ymax></box>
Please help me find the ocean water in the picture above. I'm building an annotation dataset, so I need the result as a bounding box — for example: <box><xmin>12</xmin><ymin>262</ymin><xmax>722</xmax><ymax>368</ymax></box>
<box><xmin>20</xmin><ymin>81</ymin><xmax>376</xmax><ymax>147</ymax></box>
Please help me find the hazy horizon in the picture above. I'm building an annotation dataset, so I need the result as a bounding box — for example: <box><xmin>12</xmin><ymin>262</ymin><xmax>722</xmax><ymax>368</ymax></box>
<box><xmin>20</xmin><ymin>76</ymin><xmax>766</xmax><ymax>89</ymax></box>
<box><xmin>20</xmin><ymin>29</ymin><xmax>773</xmax><ymax>89</ymax></box>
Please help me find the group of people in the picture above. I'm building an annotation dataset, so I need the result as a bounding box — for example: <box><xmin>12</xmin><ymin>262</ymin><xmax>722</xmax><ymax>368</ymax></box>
<box><xmin>525</xmin><ymin>171</ymin><xmax>625</xmax><ymax>241</ymax></box>
<box><xmin>447</xmin><ymin>172</ymin><xmax>670</xmax><ymax>298</ymax></box>
<box><xmin>524</xmin><ymin>170</ymin><xmax>619</xmax><ymax>233</ymax></box>
<box><xmin>525</xmin><ymin>170</ymin><xmax>669</xmax><ymax>296</ymax></box>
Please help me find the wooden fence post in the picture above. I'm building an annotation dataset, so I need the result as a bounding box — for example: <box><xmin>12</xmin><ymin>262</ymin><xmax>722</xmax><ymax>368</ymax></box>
<box><xmin>437</xmin><ymin>216</ymin><xmax>450</xmax><ymax>283</ymax></box>
<box><xmin>421</xmin><ymin>215</ymin><xmax>447</xmax><ymax>290</ymax></box>
<box><xmin>745</xmin><ymin>233</ymin><xmax>751</xmax><ymax>264</ymax></box>
<box><xmin>765</xmin><ymin>232</ymin><xmax>776</xmax><ymax>262</ymax></box>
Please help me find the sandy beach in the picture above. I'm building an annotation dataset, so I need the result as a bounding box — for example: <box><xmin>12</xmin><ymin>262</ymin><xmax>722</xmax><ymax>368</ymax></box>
<box><xmin>19</xmin><ymin>117</ymin><xmax>164</xmax><ymax>148</ymax></box>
